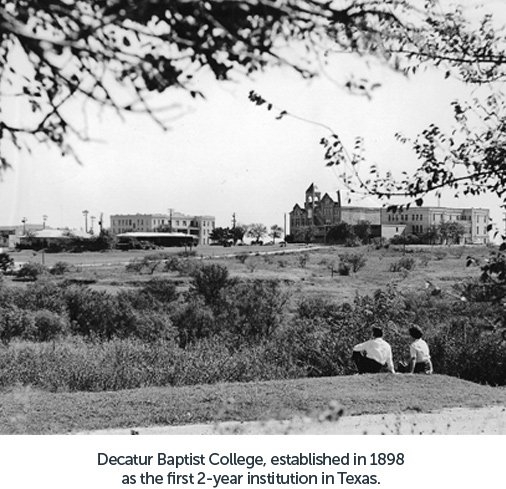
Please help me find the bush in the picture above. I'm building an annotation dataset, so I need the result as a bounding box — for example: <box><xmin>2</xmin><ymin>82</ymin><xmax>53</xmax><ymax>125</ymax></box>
<box><xmin>0</xmin><ymin>306</ymin><xmax>36</xmax><ymax>343</ymax></box>
<box><xmin>32</xmin><ymin>310</ymin><xmax>69</xmax><ymax>341</ymax></box>
<box><xmin>389</xmin><ymin>257</ymin><xmax>416</xmax><ymax>272</ymax></box>
<box><xmin>50</xmin><ymin>261</ymin><xmax>72</xmax><ymax>275</ymax></box>
<box><xmin>16</xmin><ymin>262</ymin><xmax>48</xmax><ymax>280</ymax></box>
<box><xmin>337</xmin><ymin>261</ymin><xmax>351</xmax><ymax>275</ymax></box>
<box><xmin>217</xmin><ymin>279</ymin><xmax>288</xmax><ymax>341</ymax></box>
<box><xmin>298</xmin><ymin>253</ymin><xmax>309</xmax><ymax>268</ymax></box>
<box><xmin>65</xmin><ymin>287</ymin><xmax>135</xmax><ymax>339</ymax></box>
<box><xmin>191</xmin><ymin>263</ymin><xmax>231</xmax><ymax>305</ymax></box>
<box><xmin>171</xmin><ymin>298</ymin><xmax>217</xmax><ymax>348</ymax></box>
<box><xmin>235</xmin><ymin>253</ymin><xmax>249</xmax><ymax>264</ymax></box>
<box><xmin>339</xmin><ymin>253</ymin><xmax>367</xmax><ymax>273</ymax></box>
<box><xmin>14</xmin><ymin>280</ymin><xmax>67</xmax><ymax>314</ymax></box>
<box><xmin>141</xmin><ymin>278</ymin><xmax>178</xmax><ymax>304</ymax></box>
<box><xmin>0</xmin><ymin>252</ymin><xmax>14</xmax><ymax>274</ymax></box>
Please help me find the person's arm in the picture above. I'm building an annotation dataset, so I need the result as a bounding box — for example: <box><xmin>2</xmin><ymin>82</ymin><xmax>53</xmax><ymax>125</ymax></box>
<box><xmin>408</xmin><ymin>345</ymin><xmax>416</xmax><ymax>373</ymax></box>
<box><xmin>386</xmin><ymin>345</ymin><xmax>396</xmax><ymax>373</ymax></box>
<box><xmin>408</xmin><ymin>357</ymin><xmax>416</xmax><ymax>373</ymax></box>
<box><xmin>353</xmin><ymin>341</ymin><xmax>366</xmax><ymax>352</ymax></box>
<box><xmin>427</xmin><ymin>358</ymin><xmax>433</xmax><ymax>374</ymax></box>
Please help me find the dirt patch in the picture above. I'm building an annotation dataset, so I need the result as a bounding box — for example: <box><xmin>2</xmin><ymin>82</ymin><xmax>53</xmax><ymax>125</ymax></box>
<box><xmin>76</xmin><ymin>406</ymin><xmax>506</xmax><ymax>435</ymax></box>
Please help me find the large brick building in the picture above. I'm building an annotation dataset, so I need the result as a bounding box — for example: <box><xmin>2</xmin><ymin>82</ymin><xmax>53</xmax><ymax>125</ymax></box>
<box><xmin>289</xmin><ymin>184</ymin><xmax>381</xmax><ymax>241</ymax></box>
<box><xmin>289</xmin><ymin>184</ymin><xmax>490</xmax><ymax>244</ymax></box>
<box><xmin>110</xmin><ymin>211</ymin><xmax>215</xmax><ymax>245</ymax></box>
<box><xmin>381</xmin><ymin>206</ymin><xmax>490</xmax><ymax>244</ymax></box>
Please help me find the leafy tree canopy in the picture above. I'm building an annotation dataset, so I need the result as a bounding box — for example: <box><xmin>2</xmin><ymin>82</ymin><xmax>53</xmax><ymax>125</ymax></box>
<box><xmin>3</xmin><ymin>0</ymin><xmax>503</xmax><ymax>171</ymax></box>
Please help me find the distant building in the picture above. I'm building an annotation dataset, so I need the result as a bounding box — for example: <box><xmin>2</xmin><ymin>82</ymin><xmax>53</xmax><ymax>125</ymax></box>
<box><xmin>289</xmin><ymin>184</ymin><xmax>381</xmax><ymax>242</ymax></box>
<box><xmin>110</xmin><ymin>211</ymin><xmax>215</xmax><ymax>245</ymax></box>
<box><xmin>289</xmin><ymin>184</ymin><xmax>490</xmax><ymax>244</ymax></box>
<box><xmin>381</xmin><ymin>206</ymin><xmax>490</xmax><ymax>244</ymax></box>
<box><xmin>0</xmin><ymin>224</ymin><xmax>44</xmax><ymax>248</ymax></box>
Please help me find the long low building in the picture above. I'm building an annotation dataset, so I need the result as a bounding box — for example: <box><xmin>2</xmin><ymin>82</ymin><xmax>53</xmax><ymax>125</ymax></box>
<box><xmin>116</xmin><ymin>232</ymin><xmax>199</xmax><ymax>248</ymax></box>
<box><xmin>110</xmin><ymin>211</ymin><xmax>215</xmax><ymax>245</ymax></box>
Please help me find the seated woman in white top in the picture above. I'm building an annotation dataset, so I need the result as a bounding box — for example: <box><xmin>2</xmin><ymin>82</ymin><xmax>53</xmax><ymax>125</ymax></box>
<box><xmin>408</xmin><ymin>326</ymin><xmax>433</xmax><ymax>374</ymax></box>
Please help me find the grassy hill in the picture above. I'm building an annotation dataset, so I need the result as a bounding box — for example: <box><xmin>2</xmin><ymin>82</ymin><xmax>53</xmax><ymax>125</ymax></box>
<box><xmin>1</xmin><ymin>374</ymin><xmax>505</xmax><ymax>434</ymax></box>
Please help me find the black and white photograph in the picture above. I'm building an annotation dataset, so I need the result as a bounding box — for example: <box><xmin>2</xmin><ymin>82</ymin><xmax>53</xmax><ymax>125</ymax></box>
<box><xmin>0</xmin><ymin>0</ymin><xmax>506</xmax><ymax>438</ymax></box>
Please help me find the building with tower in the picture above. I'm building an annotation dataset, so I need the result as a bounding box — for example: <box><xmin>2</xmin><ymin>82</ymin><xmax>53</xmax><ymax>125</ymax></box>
<box><xmin>289</xmin><ymin>183</ymin><xmax>381</xmax><ymax>242</ymax></box>
<box><xmin>289</xmin><ymin>183</ymin><xmax>490</xmax><ymax>244</ymax></box>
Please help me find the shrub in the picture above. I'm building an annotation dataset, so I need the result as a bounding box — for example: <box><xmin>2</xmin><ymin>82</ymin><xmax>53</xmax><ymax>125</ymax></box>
<box><xmin>298</xmin><ymin>253</ymin><xmax>309</xmax><ymax>268</ymax></box>
<box><xmin>32</xmin><ymin>310</ymin><xmax>69</xmax><ymax>341</ymax></box>
<box><xmin>14</xmin><ymin>280</ymin><xmax>67</xmax><ymax>314</ymax></box>
<box><xmin>433</xmin><ymin>250</ymin><xmax>447</xmax><ymax>261</ymax></box>
<box><xmin>131</xmin><ymin>310</ymin><xmax>176</xmax><ymax>343</ymax></box>
<box><xmin>141</xmin><ymin>278</ymin><xmax>178</xmax><ymax>304</ymax></box>
<box><xmin>337</xmin><ymin>261</ymin><xmax>351</xmax><ymax>275</ymax></box>
<box><xmin>371</xmin><ymin>237</ymin><xmax>388</xmax><ymax>249</ymax></box>
<box><xmin>0</xmin><ymin>252</ymin><xmax>14</xmax><ymax>274</ymax></box>
<box><xmin>339</xmin><ymin>253</ymin><xmax>367</xmax><ymax>273</ymax></box>
<box><xmin>0</xmin><ymin>306</ymin><xmax>36</xmax><ymax>343</ymax></box>
<box><xmin>16</xmin><ymin>262</ymin><xmax>48</xmax><ymax>280</ymax></box>
<box><xmin>344</xmin><ymin>236</ymin><xmax>362</xmax><ymax>247</ymax></box>
<box><xmin>171</xmin><ymin>298</ymin><xmax>217</xmax><ymax>348</ymax></box>
<box><xmin>235</xmin><ymin>253</ymin><xmax>249</xmax><ymax>264</ymax></box>
<box><xmin>191</xmin><ymin>263</ymin><xmax>231</xmax><ymax>305</ymax></box>
<box><xmin>389</xmin><ymin>257</ymin><xmax>416</xmax><ymax>272</ymax></box>
<box><xmin>65</xmin><ymin>287</ymin><xmax>135</xmax><ymax>339</ymax></box>
<box><xmin>217</xmin><ymin>279</ymin><xmax>288</xmax><ymax>341</ymax></box>
<box><xmin>50</xmin><ymin>261</ymin><xmax>72</xmax><ymax>275</ymax></box>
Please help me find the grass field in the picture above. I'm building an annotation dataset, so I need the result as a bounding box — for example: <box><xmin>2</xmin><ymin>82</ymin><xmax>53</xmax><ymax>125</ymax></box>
<box><xmin>1</xmin><ymin>243</ymin><xmax>503</xmax><ymax>434</ymax></box>
<box><xmin>5</xmin><ymin>243</ymin><xmax>491</xmax><ymax>302</ymax></box>
<box><xmin>1</xmin><ymin>374</ymin><xmax>505</xmax><ymax>434</ymax></box>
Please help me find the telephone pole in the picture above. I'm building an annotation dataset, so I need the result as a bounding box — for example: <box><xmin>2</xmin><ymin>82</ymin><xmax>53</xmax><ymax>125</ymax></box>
<box><xmin>82</xmin><ymin>210</ymin><xmax>89</xmax><ymax>233</ymax></box>
<box><xmin>232</xmin><ymin>213</ymin><xmax>237</xmax><ymax>229</ymax></box>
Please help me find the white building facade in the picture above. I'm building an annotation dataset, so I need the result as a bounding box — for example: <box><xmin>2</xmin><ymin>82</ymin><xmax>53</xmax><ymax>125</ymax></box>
<box><xmin>110</xmin><ymin>211</ymin><xmax>215</xmax><ymax>245</ymax></box>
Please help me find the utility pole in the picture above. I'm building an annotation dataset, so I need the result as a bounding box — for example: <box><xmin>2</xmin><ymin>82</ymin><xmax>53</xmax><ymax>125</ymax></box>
<box><xmin>21</xmin><ymin>217</ymin><xmax>27</xmax><ymax>235</ymax></box>
<box><xmin>168</xmin><ymin>208</ymin><xmax>173</xmax><ymax>232</ymax></box>
<box><xmin>82</xmin><ymin>210</ymin><xmax>89</xmax><ymax>233</ymax></box>
<box><xmin>43</xmin><ymin>215</ymin><xmax>47</xmax><ymax>229</ymax></box>
<box><xmin>232</xmin><ymin>212</ymin><xmax>236</xmax><ymax>229</ymax></box>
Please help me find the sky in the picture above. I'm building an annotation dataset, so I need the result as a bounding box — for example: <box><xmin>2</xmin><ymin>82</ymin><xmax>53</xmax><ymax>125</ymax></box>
<box><xmin>1</xmin><ymin>3</ymin><xmax>505</xmax><ymax>235</ymax></box>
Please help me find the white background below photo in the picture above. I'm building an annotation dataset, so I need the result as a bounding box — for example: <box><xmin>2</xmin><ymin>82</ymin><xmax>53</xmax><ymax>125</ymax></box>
<box><xmin>0</xmin><ymin>435</ymin><xmax>503</xmax><ymax>489</ymax></box>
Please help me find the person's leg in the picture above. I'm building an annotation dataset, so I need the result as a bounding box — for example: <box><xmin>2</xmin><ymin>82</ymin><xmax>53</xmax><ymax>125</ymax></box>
<box><xmin>352</xmin><ymin>351</ymin><xmax>366</xmax><ymax>373</ymax></box>
<box><xmin>414</xmin><ymin>361</ymin><xmax>431</xmax><ymax>374</ymax></box>
<box><xmin>353</xmin><ymin>352</ymin><xmax>382</xmax><ymax>373</ymax></box>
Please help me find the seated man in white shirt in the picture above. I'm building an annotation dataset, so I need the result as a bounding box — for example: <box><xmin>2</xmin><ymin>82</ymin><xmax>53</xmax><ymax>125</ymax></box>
<box><xmin>352</xmin><ymin>326</ymin><xmax>396</xmax><ymax>374</ymax></box>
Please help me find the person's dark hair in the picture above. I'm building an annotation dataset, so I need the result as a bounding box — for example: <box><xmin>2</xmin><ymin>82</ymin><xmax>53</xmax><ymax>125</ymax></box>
<box><xmin>409</xmin><ymin>326</ymin><xmax>423</xmax><ymax>339</ymax></box>
<box><xmin>372</xmin><ymin>326</ymin><xmax>383</xmax><ymax>338</ymax></box>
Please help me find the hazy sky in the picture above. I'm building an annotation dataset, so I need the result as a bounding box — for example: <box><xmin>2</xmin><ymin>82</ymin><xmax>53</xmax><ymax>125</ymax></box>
<box><xmin>1</xmin><ymin>3</ymin><xmax>505</xmax><ymax>234</ymax></box>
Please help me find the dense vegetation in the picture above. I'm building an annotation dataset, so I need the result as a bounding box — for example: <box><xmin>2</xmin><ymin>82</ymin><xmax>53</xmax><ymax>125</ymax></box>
<box><xmin>0</xmin><ymin>247</ymin><xmax>504</xmax><ymax>392</ymax></box>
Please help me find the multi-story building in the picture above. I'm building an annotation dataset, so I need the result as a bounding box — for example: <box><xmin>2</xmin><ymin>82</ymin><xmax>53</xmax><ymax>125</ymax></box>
<box><xmin>289</xmin><ymin>184</ymin><xmax>381</xmax><ymax>241</ymax></box>
<box><xmin>289</xmin><ymin>184</ymin><xmax>490</xmax><ymax>244</ymax></box>
<box><xmin>110</xmin><ymin>211</ymin><xmax>215</xmax><ymax>245</ymax></box>
<box><xmin>381</xmin><ymin>206</ymin><xmax>490</xmax><ymax>244</ymax></box>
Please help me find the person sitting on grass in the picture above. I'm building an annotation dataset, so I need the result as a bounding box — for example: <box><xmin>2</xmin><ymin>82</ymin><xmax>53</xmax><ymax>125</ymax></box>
<box><xmin>352</xmin><ymin>326</ymin><xmax>396</xmax><ymax>374</ymax></box>
<box><xmin>407</xmin><ymin>326</ymin><xmax>433</xmax><ymax>374</ymax></box>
